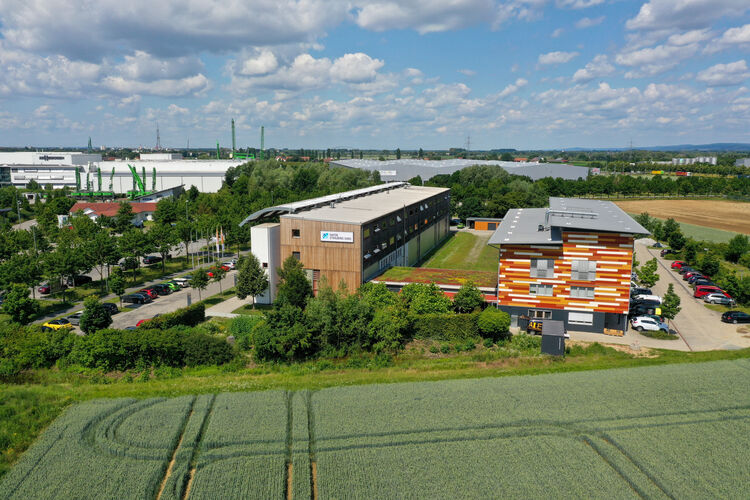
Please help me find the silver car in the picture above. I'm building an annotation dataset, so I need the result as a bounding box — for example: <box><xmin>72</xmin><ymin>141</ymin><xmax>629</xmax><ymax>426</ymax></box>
<box><xmin>703</xmin><ymin>293</ymin><xmax>735</xmax><ymax>306</ymax></box>
<box><xmin>66</xmin><ymin>312</ymin><xmax>83</xmax><ymax>326</ymax></box>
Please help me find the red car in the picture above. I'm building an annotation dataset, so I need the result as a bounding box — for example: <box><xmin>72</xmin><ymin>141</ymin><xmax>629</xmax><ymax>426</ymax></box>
<box><xmin>138</xmin><ymin>288</ymin><xmax>158</xmax><ymax>299</ymax></box>
<box><xmin>694</xmin><ymin>285</ymin><xmax>729</xmax><ymax>299</ymax></box>
<box><xmin>38</xmin><ymin>283</ymin><xmax>67</xmax><ymax>294</ymax></box>
<box><xmin>136</xmin><ymin>314</ymin><xmax>161</xmax><ymax>327</ymax></box>
<box><xmin>220</xmin><ymin>264</ymin><xmax>231</xmax><ymax>272</ymax></box>
<box><xmin>671</xmin><ymin>260</ymin><xmax>687</xmax><ymax>269</ymax></box>
<box><xmin>683</xmin><ymin>271</ymin><xmax>703</xmax><ymax>281</ymax></box>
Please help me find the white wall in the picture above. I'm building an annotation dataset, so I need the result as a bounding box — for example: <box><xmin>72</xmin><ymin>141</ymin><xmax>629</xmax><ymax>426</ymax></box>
<box><xmin>251</xmin><ymin>223</ymin><xmax>280</xmax><ymax>304</ymax></box>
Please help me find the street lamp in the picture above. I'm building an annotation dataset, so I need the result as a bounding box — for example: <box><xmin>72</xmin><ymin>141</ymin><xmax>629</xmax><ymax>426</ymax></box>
<box><xmin>16</xmin><ymin>199</ymin><xmax>21</xmax><ymax>223</ymax></box>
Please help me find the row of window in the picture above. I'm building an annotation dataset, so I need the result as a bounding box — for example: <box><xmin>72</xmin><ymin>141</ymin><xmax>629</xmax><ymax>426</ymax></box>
<box><xmin>529</xmin><ymin>284</ymin><xmax>595</xmax><ymax>298</ymax></box>
<box><xmin>530</xmin><ymin>258</ymin><xmax>598</xmax><ymax>281</ymax></box>
<box><xmin>527</xmin><ymin>309</ymin><xmax>594</xmax><ymax>326</ymax></box>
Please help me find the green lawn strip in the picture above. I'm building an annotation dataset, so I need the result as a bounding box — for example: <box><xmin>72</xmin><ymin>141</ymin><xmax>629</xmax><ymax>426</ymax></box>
<box><xmin>704</xmin><ymin>303</ymin><xmax>750</xmax><ymax>314</ymax></box>
<box><xmin>2</xmin><ymin>345</ymin><xmax>750</xmax><ymax>479</ymax></box>
<box><xmin>198</xmin><ymin>287</ymin><xmax>236</xmax><ymax>308</ymax></box>
<box><xmin>421</xmin><ymin>232</ymin><xmax>497</xmax><ymax>271</ymax></box>
<box><xmin>231</xmin><ymin>303</ymin><xmax>272</xmax><ymax>315</ymax></box>
<box><xmin>376</xmin><ymin>266</ymin><xmax>496</xmax><ymax>287</ymax></box>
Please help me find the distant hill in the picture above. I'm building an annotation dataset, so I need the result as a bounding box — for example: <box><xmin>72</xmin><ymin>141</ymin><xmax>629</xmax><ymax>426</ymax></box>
<box><xmin>565</xmin><ymin>143</ymin><xmax>750</xmax><ymax>152</ymax></box>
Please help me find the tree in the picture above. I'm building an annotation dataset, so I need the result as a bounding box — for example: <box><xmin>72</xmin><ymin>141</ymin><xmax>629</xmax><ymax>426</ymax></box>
<box><xmin>636</xmin><ymin>258</ymin><xmax>659</xmax><ymax>288</ymax></box>
<box><xmin>84</xmin><ymin>230</ymin><xmax>119</xmax><ymax>291</ymax></box>
<box><xmin>175</xmin><ymin>219</ymin><xmax>193</xmax><ymax>269</ymax></box>
<box><xmin>148</xmin><ymin>223</ymin><xmax>179</xmax><ymax>273</ymax></box>
<box><xmin>0</xmin><ymin>252</ymin><xmax>42</xmax><ymax>299</ymax></box>
<box><xmin>699</xmin><ymin>252</ymin><xmax>720</xmax><ymax>277</ymax></box>
<box><xmin>119</xmin><ymin>228</ymin><xmax>152</xmax><ymax>281</ymax></box>
<box><xmin>396</xmin><ymin>148</ymin><xmax>401</xmax><ymax>159</ymax></box>
<box><xmin>1</xmin><ymin>284</ymin><xmax>39</xmax><ymax>324</ymax></box>
<box><xmin>190</xmin><ymin>269</ymin><xmax>210</xmax><ymax>301</ymax></box>
<box><xmin>668</xmin><ymin>230</ymin><xmax>686</xmax><ymax>251</ymax></box>
<box><xmin>109</xmin><ymin>267</ymin><xmax>126</xmax><ymax>308</ymax></box>
<box><xmin>401</xmin><ymin>283</ymin><xmax>452</xmax><ymax>314</ymax></box>
<box><xmin>660</xmin><ymin>284</ymin><xmax>681</xmax><ymax>330</ymax></box>
<box><xmin>662</xmin><ymin>218</ymin><xmax>680</xmax><ymax>242</ymax></box>
<box><xmin>683</xmin><ymin>240</ymin><xmax>699</xmax><ymax>266</ymax></box>
<box><xmin>418</xmin><ymin>147</ymin><xmax>424</xmax><ymax>158</ymax></box>
<box><xmin>453</xmin><ymin>281</ymin><xmax>484</xmax><ymax>313</ymax></box>
<box><xmin>236</xmin><ymin>253</ymin><xmax>268</xmax><ymax>308</ymax></box>
<box><xmin>211</xmin><ymin>265</ymin><xmax>227</xmax><ymax>294</ymax></box>
<box><xmin>725</xmin><ymin>234</ymin><xmax>749</xmax><ymax>263</ymax></box>
<box><xmin>114</xmin><ymin>202</ymin><xmax>134</xmax><ymax>233</ymax></box>
<box><xmin>276</xmin><ymin>256</ymin><xmax>312</xmax><ymax>309</ymax></box>
<box><xmin>500</xmin><ymin>152</ymin><xmax>514</xmax><ymax>161</ymax></box>
<box><xmin>79</xmin><ymin>296</ymin><xmax>112</xmax><ymax>334</ymax></box>
<box><xmin>154</xmin><ymin>198</ymin><xmax>179</xmax><ymax>224</ymax></box>
<box><xmin>477</xmin><ymin>307</ymin><xmax>511</xmax><ymax>341</ymax></box>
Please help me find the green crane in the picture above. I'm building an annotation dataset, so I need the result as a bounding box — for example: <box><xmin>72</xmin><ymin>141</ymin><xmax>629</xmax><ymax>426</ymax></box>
<box><xmin>152</xmin><ymin>167</ymin><xmax>156</xmax><ymax>191</ymax></box>
<box><xmin>260</xmin><ymin>126</ymin><xmax>265</xmax><ymax>160</ymax></box>
<box><xmin>231</xmin><ymin>118</ymin><xmax>236</xmax><ymax>155</ymax></box>
<box><xmin>75</xmin><ymin>167</ymin><xmax>81</xmax><ymax>191</ymax></box>
<box><xmin>109</xmin><ymin>168</ymin><xmax>115</xmax><ymax>192</ymax></box>
<box><xmin>97</xmin><ymin>167</ymin><xmax>102</xmax><ymax>192</ymax></box>
<box><xmin>216</xmin><ymin>141</ymin><xmax>220</xmax><ymax>160</ymax></box>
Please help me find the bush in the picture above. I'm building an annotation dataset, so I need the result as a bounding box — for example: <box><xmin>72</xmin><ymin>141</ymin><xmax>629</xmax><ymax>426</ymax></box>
<box><xmin>510</xmin><ymin>334</ymin><xmax>541</xmax><ymax>351</ymax></box>
<box><xmin>477</xmin><ymin>308</ymin><xmax>511</xmax><ymax>341</ymax></box>
<box><xmin>0</xmin><ymin>325</ymin><xmax>76</xmax><ymax>371</ymax></box>
<box><xmin>452</xmin><ymin>281</ymin><xmax>484</xmax><ymax>313</ymax></box>
<box><xmin>141</xmin><ymin>303</ymin><xmax>205</xmax><ymax>330</ymax></box>
<box><xmin>401</xmin><ymin>283</ymin><xmax>452</xmax><ymax>315</ymax></box>
<box><xmin>228</xmin><ymin>315</ymin><xmax>264</xmax><ymax>351</ymax></box>
<box><xmin>411</xmin><ymin>312</ymin><xmax>479</xmax><ymax>341</ymax></box>
<box><xmin>183</xmin><ymin>333</ymin><xmax>235</xmax><ymax>367</ymax></box>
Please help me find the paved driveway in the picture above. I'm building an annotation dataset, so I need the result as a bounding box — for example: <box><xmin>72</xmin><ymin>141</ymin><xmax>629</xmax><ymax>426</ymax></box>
<box><xmin>634</xmin><ymin>241</ymin><xmax>750</xmax><ymax>351</ymax></box>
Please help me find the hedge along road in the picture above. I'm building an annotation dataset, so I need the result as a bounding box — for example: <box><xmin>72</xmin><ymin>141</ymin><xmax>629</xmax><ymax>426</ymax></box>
<box><xmin>634</xmin><ymin>240</ymin><xmax>750</xmax><ymax>351</ymax></box>
<box><xmin>108</xmin><ymin>270</ymin><xmax>237</xmax><ymax>330</ymax></box>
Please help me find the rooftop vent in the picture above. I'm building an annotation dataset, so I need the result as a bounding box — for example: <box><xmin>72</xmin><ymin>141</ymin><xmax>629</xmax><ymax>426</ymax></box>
<box><xmin>538</xmin><ymin>224</ymin><xmax>545</xmax><ymax>232</ymax></box>
<box><xmin>329</xmin><ymin>202</ymin><xmax>335</xmax><ymax>208</ymax></box>
<box><xmin>545</xmin><ymin>208</ymin><xmax>597</xmax><ymax>225</ymax></box>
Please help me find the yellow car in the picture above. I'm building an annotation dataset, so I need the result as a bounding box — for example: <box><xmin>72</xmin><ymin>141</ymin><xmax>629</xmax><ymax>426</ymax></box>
<box><xmin>41</xmin><ymin>319</ymin><xmax>73</xmax><ymax>331</ymax></box>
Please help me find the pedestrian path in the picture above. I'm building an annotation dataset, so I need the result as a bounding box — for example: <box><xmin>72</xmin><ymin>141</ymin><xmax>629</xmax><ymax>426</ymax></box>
<box><xmin>205</xmin><ymin>296</ymin><xmax>248</xmax><ymax>318</ymax></box>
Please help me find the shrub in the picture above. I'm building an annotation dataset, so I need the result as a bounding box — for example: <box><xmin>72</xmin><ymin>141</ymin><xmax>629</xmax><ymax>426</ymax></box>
<box><xmin>401</xmin><ymin>283</ymin><xmax>452</xmax><ymax>314</ymax></box>
<box><xmin>510</xmin><ymin>334</ymin><xmax>541</xmax><ymax>351</ymax></box>
<box><xmin>228</xmin><ymin>315</ymin><xmax>264</xmax><ymax>351</ymax></box>
<box><xmin>1</xmin><ymin>326</ymin><xmax>76</xmax><ymax>370</ymax></box>
<box><xmin>477</xmin><ymin>308</ymin><xmax>511</xmax><ymax>341</ymax></box>
<box><xmin>440</xmin><ymin>343</ymin><xmax>452</xmax><ymax>354</ymax></box>
<box><xmin>141</xmin><ymin>303</ymin><xmax>205</xmax><ymax>330</ymax></box>
<box><xmin>452</xmin><ymin>281</ymin><xmax>485</xmax><ymax>313</ymax></box>
<box><xmin>483</xmin><ymin>338</ymin><xmax>495</xmax><ymax>348</ymax></box>
<box><xmin>79</xmin><ymin>297</ymin><xmax>112</xmax><ymax>335</ymax></box>
<box><xmin>183</xmin><ymin>333</ymin><xmax>234</xmax><ymax>367</ymax></box>
<box><xmin>411</xmin><ymin>312</ymin><xmax>479</xmax><ymax>341</ymax></box>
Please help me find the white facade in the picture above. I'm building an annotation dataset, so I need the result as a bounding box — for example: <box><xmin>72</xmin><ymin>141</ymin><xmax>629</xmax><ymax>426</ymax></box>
<box><xmin>0</xmin><ymin>152</ymin><xmax>244</xmax><ymax>193</ymax></box>
<box><xmin>250</xmin><ymin>223</ymin><xmax>280</xmax><ymax>304</ymax></box>
<box><xmin>139</xmin><ymin>153</ymin><xmax>183</xmax><ymax>160</ymax></box>
<box><xmin>671</xmin><ymin>156</ymin><xmax>717</xmax><ymax>165</ymax></box>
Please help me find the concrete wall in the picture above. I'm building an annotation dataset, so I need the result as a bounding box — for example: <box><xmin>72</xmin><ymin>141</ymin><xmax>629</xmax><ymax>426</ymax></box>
<box><xmin>251</xmin><ymin>223</ymin><xmax>280</xmax><ymax>304</ymax></box>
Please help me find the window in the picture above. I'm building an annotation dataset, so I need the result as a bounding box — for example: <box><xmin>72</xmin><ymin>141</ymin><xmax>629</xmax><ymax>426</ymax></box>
<box><xmin>570</xmin><ymin>286</ymin><xmax>595</xmax><ymax>299</ymax></box>
<box><xmin>262</xmin><ymin>262</ymin><xmax>268</xmax><ymax>269</ymax></box>
<box><xmin>529</xmin><ymin>309</ymin><xmax>552</xmax><ymax>319</ymax></box>
<box><xmin>374</xmin><ymin>224</ymin><xmax>381</xmax><ymax>233</ymax></box>
<box><xmin>390</xmin><ymin>218</ymin><xmax>395</xmax><ymax>225</ymax></box>
<box><xmin>529</xmin><ymin>283</ymin><xmax>553</xmax><ymax>296</ymax></box>
<box><xmin>389</xmin><ymin>236</ymin><xmax>395</xmax><ymax>245</ymax></box>
<box><xmin>292</xmin><ymin>251</ymin><xmax>300</xmax><ymax>261</ymax></box>
<box><xmin>292</xmin><ymin>229</ymin><xmax>300</xmax><ymax>238</ymax></box>
<box><xmin>397</xmin><ymin>215</ymin><xmax>402</xmax><ymax>222</ymax></box>
<box><xmin>571</xmin><ymin>260</ymin><xmax>597</xmax><ymax>281</ymax></box>
<box><xmin>568</xmin><ymin>312</ymin><xmax>593</xmax><ymax>325</ymax></box>
<box><xmin>381</xmin><ymin>242</ymin><xmax>387</xmax><ymax>250</ymax></box>
<box><xmin>530</xmin><ymin>259</ymin><xmax>554</xmax><ymax>278</ymax></box>
<box><xmin>364</xmin><ymin>228</ymin><xmax>370</xmax><ymax>239</ymax></box>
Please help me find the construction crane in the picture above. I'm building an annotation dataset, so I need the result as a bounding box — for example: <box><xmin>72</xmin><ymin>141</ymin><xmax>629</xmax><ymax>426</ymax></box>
<box><xmin>231</xmin><ymin>119</ymin><xmax>236</xmax><ymax>156</ymax></box>
<box><xmin>216</xmin><ymin>142</ymin><xmax>220</xmax><ymax>160</ymax></box>
<box><xmin>97</xmin><ymin>167</ymin><xmax>102</xmax><ymax>192</ymax></box>
<box><xmin>109</xmin><ymin>168</ymin><xmax>115</xmax><ymax>192</ymax></box>
<box><xmin>75</xmin><ymin>167</ymin><xmax>81</xmax><ymax>191</ymax></box>
<box><xmin>126</xmin><ymin>163</ymin><xmax>154</xmax><ymax>199</ymax></box>
<box><xmin>260</xmin><ymin>126</ymin><xmax>265</xmax><ymax>160</ymax></box>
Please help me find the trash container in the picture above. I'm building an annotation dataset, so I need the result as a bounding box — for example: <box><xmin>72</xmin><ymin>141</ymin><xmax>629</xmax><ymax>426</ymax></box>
<box><xmin>541</xmin><ymin>320</ymin><xmax>566</xmax><ymax>356</ymax></box>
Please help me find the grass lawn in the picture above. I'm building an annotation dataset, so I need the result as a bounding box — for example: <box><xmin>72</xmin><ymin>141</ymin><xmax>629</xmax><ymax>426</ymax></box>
<box><xmin>231</xmin><ymin>303</ymin><xmax>272</xmax><ymax>315</ymax></box>
<box><xmin>421</xmin><ymin>231</ymin><xmax>497</xmax><ymax>271</ymax></box>
<box><xmin>2</xmin><ymin>345</ymin><xmax>750</xmax><ymax>480</ymax></box>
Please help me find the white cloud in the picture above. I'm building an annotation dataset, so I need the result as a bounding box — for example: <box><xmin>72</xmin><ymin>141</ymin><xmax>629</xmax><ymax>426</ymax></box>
<box><xmin>626</xmin><ymin>0</ymin><xmax>749</xmax><ymax>32</ymax></box>
<box><xmin>696</xmin><ymin>60</ymin><xmax>750</xmax><ymax>86</ymax></box>
<box><xmin>572</xmin><ymin>54</ymin><xmax>615</xmax><ymax>82</ymax></box>
<box><xmin>498</xmin><ymin>78</ymin><xmax>528</xmax><ymax>97</ymax></box>
<box><xmin>551</xmin><ymin>28</ymin><xmax>564</xmax><ymax>38</ymax></box>
<box><xmin>101</xmin><ymin>74</ymin><xmax>211</xmax><ymax>96</ymax></box>
<box><xmin>330</xmin><ymin>53</ymin><xmax>385</xmax><ymax>83</ymax></box>
<box><xmin>458</xmin><ymin>69</ymin><xmax>477</xmax><ymax>76</ymax></box>
<box><xmin>575</xmin><ymin>16</ymin><xmax>604</xmax><ymax>29</ymax></box>
<box><xmin>556</xmin><ymin>0</ymin><xmax>604</xmax><ymax>8</ymax></box>
<box><xmin>538</xmin><ymin>51</ymin><xmax>579</xmax><ymax>65</ymax></box>
<box><xmin>116</xmin><ymin>51</ymin><xmax>204</xmax><ymax>81</ymax></box>
<box><xmin>239</xmin><ymin>50</ymin><xmax>279</xmax><ymax>76</ymax></box>
<box><xmin>704</xmin><ymin>23</ymin><xmax>750</xmax><ymax>53</ymax></box>
<box><xmin>615</xmin><ymin>33</ymin><xmax>707</xmax><ymax>78</ymax></box>
<box><xmin>354</xmin><ymin>0</ymin><xmax>494</xmax><ymax>34</ymax></box>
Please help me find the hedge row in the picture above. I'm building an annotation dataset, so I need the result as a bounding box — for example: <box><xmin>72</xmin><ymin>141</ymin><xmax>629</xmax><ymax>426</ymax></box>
<box><xmin>138</xmin><ymin>303</ymin><xmax>205</xmax><ymax>330</ymax></box>
<box><xmin>411</xmin><ymin>312</ymin><xmax>480</xmax><ymax>341</ymax></box>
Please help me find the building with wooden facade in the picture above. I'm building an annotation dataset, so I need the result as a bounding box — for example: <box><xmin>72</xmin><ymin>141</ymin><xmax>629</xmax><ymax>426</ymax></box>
<box><xmin>466</xmin><ymin>217</ymin><xmax>503</xmax><ymax>230</ymax></box>
<box><xmin>242</xmin><ymin>182</ymin><xmax>451</xmax><ymax>299</ymax></box>
<box><xmin>488</xmin><ymin>198</ymin><xmax>649</xmax><ymax>334</ymax></box>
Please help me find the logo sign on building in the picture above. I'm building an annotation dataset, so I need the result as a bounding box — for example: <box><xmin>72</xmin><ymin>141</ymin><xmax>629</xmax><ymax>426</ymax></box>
<box><xmin>320</xmin><ymin>231</ymin><xmax>354</xmax><ymax>243</ymax></box>
<box><xmin>378</xmin><ymin>170</ymin><xmax>397</xmax><ymax>176</ymax></box>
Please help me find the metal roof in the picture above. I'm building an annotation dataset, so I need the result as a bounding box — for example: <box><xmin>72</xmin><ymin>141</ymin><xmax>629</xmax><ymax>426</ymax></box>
<box><xmin>330</xmin><ymin>159</ymin><xmax>590</xmax><ymax>181</ymax></box>
<box><xmin>488</xmin><ymin>197</ymin><xmax>649</xmax><ymax>246</ymax></box>
<box><xmin>239</xmin><ymin>182</ymin><xmax>411</xmax><ymax>226</ymax></box>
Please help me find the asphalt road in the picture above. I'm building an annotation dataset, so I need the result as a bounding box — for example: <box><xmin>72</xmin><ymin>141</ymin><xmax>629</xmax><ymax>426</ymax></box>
<box><xmin>633</xmin><ymin>240</ymin><xmax>750</xmax><ymax>351</ymax></box>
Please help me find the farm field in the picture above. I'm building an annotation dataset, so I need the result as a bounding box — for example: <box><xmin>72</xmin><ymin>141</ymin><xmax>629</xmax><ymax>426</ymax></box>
<box><xmin>3</xmin><ymin>359</ymin><xmax>750</xmax><ymax>499</ymax></box>
<box><xmin>421</xmin><ymin>231</ymin><xmax>498</xmax><ymax>271</ymax></box>
<box><xmin>615</xmin><ymin>199</ymin><xmax>750</xmax><ymax>236</ymax></box>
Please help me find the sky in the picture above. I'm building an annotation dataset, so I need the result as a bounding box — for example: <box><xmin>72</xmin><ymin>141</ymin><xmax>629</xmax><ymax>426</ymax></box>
<box><xmin>1</xmin><ymin>0</ymin><xmax>750</xmax><ymax>150</ymax></box>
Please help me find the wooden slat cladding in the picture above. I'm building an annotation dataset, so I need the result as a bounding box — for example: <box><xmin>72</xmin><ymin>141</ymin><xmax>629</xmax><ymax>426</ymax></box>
<box><xmin>280</xmin><ymin>218</ymin><xmax>362</xmax><ymax>291</ymax></box>
<box><xmin>497</xmin><ymin>231</ymin><xmax>634</xmax><ymax>313</ymax></box>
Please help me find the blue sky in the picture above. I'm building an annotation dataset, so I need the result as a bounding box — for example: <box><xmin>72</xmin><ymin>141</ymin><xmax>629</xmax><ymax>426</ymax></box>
<box><xmin>1</xmin><ymin>0</ymin><xmax>750</xmax><ymax>150</ymax></box>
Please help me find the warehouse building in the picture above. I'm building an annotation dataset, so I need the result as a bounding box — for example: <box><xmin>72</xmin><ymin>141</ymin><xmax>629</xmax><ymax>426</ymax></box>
<box><xmin>241</xmin><ymin>182</ymin><xmax>451</xmax><ymax>301</ymax></box>
<box><xmin>331</xmin><ymin>158</ymin><xmax>590</xmax><ymax>182</ymax></box>
<box><xmin>0</xmin><ymin>151</ymin><xmax>244</xmax><ymax>192</ymax></box>
<box><xmin>489</xmin><ymin>198</ymin><xmax>649</xmax><ymax>335</ymax></box>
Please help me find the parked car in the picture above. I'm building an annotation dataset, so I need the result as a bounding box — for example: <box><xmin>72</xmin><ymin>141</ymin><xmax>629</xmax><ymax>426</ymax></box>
<box><xmin>152</xmin><ymin>283</ymin><xmax>173</xmax><ymax>295</ymax></box>
<box><xmin>143</xmin><ymin>255</ymin><xmax>162</xmax><ymax>265</ymax></box>
<box><xmin>660</xmin><ymin>248</ymin><xmax>674</xmax><ymax>257</ymax></box>
<box><xmin>38</xmin><ymin>282</ymin><xmax>67</xmax><ymax>294</ymax></box>
<box><xmin>694</xmin><ymin>285</ymin><xmax>728</xmax><ymax>299</ymax></box>
<box><xmin>631</xmin><ymin>316</ymin><xmax>669</xmax><ymax>333</ymax></box>
<box><xmin>678</xmin><ymin>266</ymin><xmax>695</xmax><ymax>275</ymax></box>
<box><xmin>65</xmin><ymin>275</ymin><xmax>93</xmax><ymax>287</ymax></box>
<box><xmin>102</xmin><ymin>302</ymin><xmax>119</xmax><ymax>315</ymax></box>
<box><xmin>122</xmin><ymin>293</ymin><xmax>151</xmax><ymax>304</ymax></box>
<box><xmin>159</xmin><ymin>281</ymin><xmax>179</xmax><ymax>291</ymax></box>
<box><xmin>221</xmin><ymin>262</ymin><xmax>235</xmax><ymax>271</ymax></box>
<box><xmin>721</xmin><ymin>311</ymin><xmax>750</xmax><ymax>324</ymax></box>
<box><xmin>41</xmin><ymin>319</ymin><xmax>73</xmax><ymax>331</ymax></box>
<box><xmin>703</xmin><ymin>293</ymin><xmax>736</xmax><ymax>306</ymax></box>
<box><xmin>138</xmin><ymin>288</ymin><xmax>158</xmax><ymax>299</ymax></box>
<box><xmin>66</xmin><ymin>312</ymin><xmax>83</xmax><ymax>326</ymax></box>
<box><xmin>653</xmin><ymin>242</ymin><xmax>663</xmax><ymax>248</ymax></box>
<box><xmin>671</xmin><ymin>260</ymin><xmax>687</xmax><ymax>269</ymax></box>
<box><xmin>630</xmin><ymin>303</ymin><xmax>662</xmax><ymax>317</ymax></box>
<box><xmin>136</xmin><ymin>314</ymin><xmax>161</xmax><ymax>328</ymax></box>
<box><xmin>692</xmin><ymin>278</ymin><xmax>716</xmax><ymax>288</ymax></box>
<box><xmin>172</xmin><ymin>277</ymin><xmax>190</xmax><ymax>288</ymax></box>
<box><xmin>687</xmin><ymin>274</ymin><xmax>708</xmax><ymax>285</ymax></box>
<box><xmin>683</xmin><ymin>271</ymin><xmax>703</xmax><ymax>281</ymax></box>
<box><xmin>632</xmin><ymin>294</ymin><xmax>662</xmax><ymax>304</ymax></box>
<box><xmin>630</xmin><ymin>287</ymin><xmax>652</xmax><ymax>298</ymax></box>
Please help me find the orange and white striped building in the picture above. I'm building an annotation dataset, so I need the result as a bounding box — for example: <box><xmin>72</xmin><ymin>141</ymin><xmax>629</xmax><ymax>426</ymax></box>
<box><xmin>488</xmin><ymin>198</ymin><xmax>649</xmax><ymax>334</ymax></box>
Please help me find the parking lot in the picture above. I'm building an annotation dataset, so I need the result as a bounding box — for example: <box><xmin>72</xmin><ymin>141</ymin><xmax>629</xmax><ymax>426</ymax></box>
<box><xmin>633</xmin><ymin>240</ymin><xmax>750</xmax><ymax>351</ymax></box>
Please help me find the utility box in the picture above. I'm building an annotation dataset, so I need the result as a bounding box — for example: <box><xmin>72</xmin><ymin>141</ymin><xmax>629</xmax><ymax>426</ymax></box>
<box><xmin>541</xmin><ymin>320</ymin><xmax>566</xmax><ymax>356</ymax></box>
